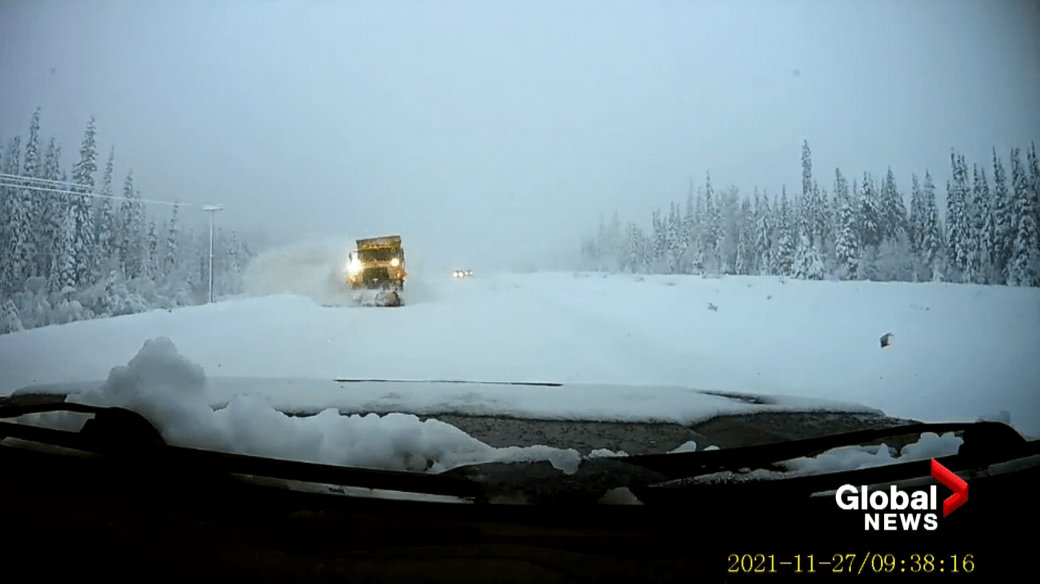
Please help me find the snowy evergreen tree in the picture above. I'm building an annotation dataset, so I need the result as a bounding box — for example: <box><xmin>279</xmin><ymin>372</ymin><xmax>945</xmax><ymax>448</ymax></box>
<box><xmin>754</xmin><ymin>190</ymin><xmax>773</xmax><ymax>275</ymax></box>
<box><xmin>921</xmin><ymin>171</ymin><xmax>945</xmax><ymax>282</ymax></box>
<box><xmin>748</xmin><ymin>188</ymin><xmax>762</xmax><ymax>274</ymax></box>
<box><xmin>800</xmin><ymin>140</ymin><xmax>826</xmax><ymax>249</ymax></box>
<box><xmin>227</xmin><ymin>229</ymin><xmax>242</xmax><ymax>280</ymax></box>
<box><xmin>0</xmin><ymin>137</ymin><xmax>23</xmax><ymax>293</ymax></box>
<box><xmin>734</xmin><ymin>198</ymin><xmax>753</xmax><ymax>275</ymax></box>
<box><xmin>118</xmin><ymin>172</ymin><xmax>144</xmax><ymax>278</ymax></box>
<box><xmin>814</xmin><ymin>180</ymin><xmax>833</xmax><ymax>261</ymax></box>
<box><xmin>687</xmin><ymin>184</ymin><xmax>707</xmax><ymax>274</ymax></box>
<box><xmin>23</xmin><ymin>108</ymin><xmax>41</xmax><ymax>180</ymax></box>
<box><xmin>945</xmin><ymin>152</ymin><xmax>972</xmax><ymax>281</ymax></box>
<box><xmin>94</xmin><ymin>147</ymin><xmax>117</xmax><ymax>279</ymax></box>
<box><xmin>70</xmin><ymin>117</ymin><xmax>98</xmax><ymax>286</ymax></box>
<box><xmin>792</xmin><ymin>233</ymin><xmax>826</xmax><ymax>280</ymax></box>
<box><xmin>3</xmin><ymin>137</ymin><xmax>20</xmax><ymax>176</ymax></box>
<box><xmin>145</xmin><ymin>219</ymin><xmax>160</xmax><ymax>278</ymax></box>
<box><xmin>21</xmin><ymin>112</ymin><xmax>43</xmax><ymax>279</ymax></box>
<box><xmin>793</xmin><ymin>187</ymin><xmax>808</xmax><ymax>247</ymax></box>
<box><xmin>672</xmin><ymin>195</ymin><xmax>688</xmax><ymax>273</ymax></box>
<box><xmin>801</xmin><ymin>140</ymin><xmax>813</xmax><ymax>210</ymax></box>
<box><xmin>623</xmin><ymin>222</ymin><xmax>641</xmax><ymax>273</ymax></box>
<box><xmin>715</xmin><ymin>186</ymin><xmax>740</xmax><ymax>274</ymax></box>
<box><xmin>647</xmin><ymin>208</ymin><xmax>663</xmax><ymax>271</ymax></box>
<box><xmin>834</xmin><ymin>170</ymin><xmax>859</xmax><ymax>280</ymax></box>
<box><xmin>908</xmin><ymin>174</ymin><xmax>924</xmax><ymax>257</ymax></box>
<box><xmin>19</xmin><ymin>110</ymin><xmax>42</xmax><ymax>277</ymax></box>
<box><xmin>1008</xmin><ymin>148</ymin><xmax>1039</xmax><ymax>286</ymax></box>
<box><xmin>1</xmin><ymin>297</ymin><xmax>24</xmax><ymax>334</ymax></box>
<box><xmin>32</xmin><ymin>137</ymin><xmax>63</xmax><ymax>280</ymax></box>
<box><xmin>198</xmin><ymin>232</ymin><xmax>209</xmax><ymax>291</ymax></box>
<box><xmin>1028</xmin><ymin>142</ymin><xmax>1040</xmax><ymax>252</ymax></box>
<box><xmin>701</xmin><ymin>173</ymin><xmax>721</xmax><ymax>273</ymax></box>
<box><xmin>858</xmin><ymin>172</ymin><xmax>882</xmax><ymax>249</ymax></box>
<box><xmin>879</xmin><ymin>168</ymin><xmax>908</xmax><ymax>243</ymax></box>
<box><xmin>2</xmin><ymin>136</ymin><xmax>35</xmax><ymax>292</ymax></box>
<box><xmin>812</xmin><ymin>181</ymin><xmax>834</xmax><ymax>269</ymax></box>
<box><xmin>681</xmin><ymin>180</ymin><xmax>701</xmax><ymax>274</ymax></box>
<box><xmin>49</xmin><ymin>206</ymin><xmax>77</xmax><ymax>294</ymax></box>
<box><xmin>991</xmin><ymin>150</ymin><xmax>1012</xmax><ymax>284</ymax></box>
<box><xmin>971</xmin><ymin>164</ymin><xmax>995</xmax><ymax>283</ymax></box>
<box><xmin>775</xmin><ymin>187</ymin><xmax>796</xmax><ymax>275</ymax></box>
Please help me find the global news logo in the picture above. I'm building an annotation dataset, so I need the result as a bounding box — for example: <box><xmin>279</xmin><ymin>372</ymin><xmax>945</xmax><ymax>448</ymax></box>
<box><xmin>835</xmin><ymin>459</ymin><xmax>968</xmax><ymax>531</ymax></box>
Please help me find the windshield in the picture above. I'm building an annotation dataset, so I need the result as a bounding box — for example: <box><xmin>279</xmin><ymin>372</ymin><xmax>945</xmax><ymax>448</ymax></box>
<box><xmin>358</xmin><ymin>248</ymin><xmax>402</xmax><ymax>262</ymax></box>
<box><xmin>0</xmin><ymin>1</ymin><xmax>1038</xmax><ymax>484</ymax></box>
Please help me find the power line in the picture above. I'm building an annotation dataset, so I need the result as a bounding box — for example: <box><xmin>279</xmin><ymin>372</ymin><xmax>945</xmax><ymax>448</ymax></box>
<box><xmin>0</xmin><ymin>173</ymin><xmax>222</xmax><ymax>210</ymax></box>
<box><xmin>0</xmin><ymin>172</ymin><xmax>85</xmax><ymax>190</ymax></box>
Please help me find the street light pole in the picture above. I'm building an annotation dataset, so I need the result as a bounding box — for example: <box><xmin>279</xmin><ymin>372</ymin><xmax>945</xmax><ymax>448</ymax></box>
<box><xmin>202</xmin><ymin>205</ymin><xmax>224</xmax><ymax>304</ymax></box>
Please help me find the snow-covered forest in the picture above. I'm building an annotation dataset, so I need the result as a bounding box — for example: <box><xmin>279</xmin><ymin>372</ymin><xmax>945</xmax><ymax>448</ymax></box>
<box><xmin>580</xmin><ymin>140</ymin><xmax>1040</xmax><ymax>287</ymax></box>
<box><xmin>1</xmin><ymin>108</ymin><xmax>257</xmax><ymax>334</ymax></box>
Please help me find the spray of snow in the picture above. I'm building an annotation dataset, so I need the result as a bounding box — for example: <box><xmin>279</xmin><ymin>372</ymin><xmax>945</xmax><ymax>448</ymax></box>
<box><xmin>62</xmin><ymin>337</ymin><xmax>580</xmax><ymax>474</ymax></box>
<box><xmin>241</xmin><ymin>236</ymin><xmax>359</xmax><ymax>306</ymax></box>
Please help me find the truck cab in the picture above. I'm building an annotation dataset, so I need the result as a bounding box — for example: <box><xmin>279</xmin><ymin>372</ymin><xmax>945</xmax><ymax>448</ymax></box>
<box><xmin>346</xmin><ymin>235</ymin><xmax>407</xmax><ymax>291</ymax></box>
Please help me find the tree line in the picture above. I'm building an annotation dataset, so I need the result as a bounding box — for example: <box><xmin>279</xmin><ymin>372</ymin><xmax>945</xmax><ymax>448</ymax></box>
<box><xmin>1</xmin><ymin>108</ymin><xmax>256</xmax><ymax>334</ymax></box>
<box><xmin>580</xmin><ymin>140</ymin><xmax>1040</xmax><ymax>287</ymax></box>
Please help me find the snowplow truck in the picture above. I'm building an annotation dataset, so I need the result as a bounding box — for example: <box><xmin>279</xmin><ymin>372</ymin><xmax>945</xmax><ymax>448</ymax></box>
<box><xmin>345</xmin><ymin>235</ymin><xmax>407</xmax><ymax>306</ymax></box>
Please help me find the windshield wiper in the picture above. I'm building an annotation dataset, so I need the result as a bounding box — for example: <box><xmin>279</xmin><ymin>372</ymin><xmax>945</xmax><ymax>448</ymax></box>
<box><xmin>620</xmin><ymin>420</ymin><xmax>1033</xmax><ymax>478</ymax></box>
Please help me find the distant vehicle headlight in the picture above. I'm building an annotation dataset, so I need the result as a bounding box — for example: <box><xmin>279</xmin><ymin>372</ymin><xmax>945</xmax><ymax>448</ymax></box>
<box><xmin>391</xmin><ymin>257</ymin><xmax>400</xmax><ymax>267</ymax></box>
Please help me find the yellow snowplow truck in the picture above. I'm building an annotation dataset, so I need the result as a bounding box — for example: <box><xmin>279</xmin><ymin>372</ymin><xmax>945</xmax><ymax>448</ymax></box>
<box><xmin>345</xmin><ymin>235</ymin><xmax>407</xmax><ymax>306</ymax></box>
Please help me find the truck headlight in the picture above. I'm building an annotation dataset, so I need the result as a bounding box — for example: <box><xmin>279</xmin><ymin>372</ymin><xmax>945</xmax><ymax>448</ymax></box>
<box><xmin>390</xmin><ymin>257</ymin><xmax>400</xmax><ymax>267</ymax></box>
<box><xmin>347</xmin><ymin>258</ymin><xmax>362</xmax><ymax>274</ymax></box>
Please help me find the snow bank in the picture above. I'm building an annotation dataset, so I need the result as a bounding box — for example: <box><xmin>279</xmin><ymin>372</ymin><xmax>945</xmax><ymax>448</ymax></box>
<box><xmin>63</xmin><ymin>338</ymin><xmax>582</xmax><ymax>474</ymax></box>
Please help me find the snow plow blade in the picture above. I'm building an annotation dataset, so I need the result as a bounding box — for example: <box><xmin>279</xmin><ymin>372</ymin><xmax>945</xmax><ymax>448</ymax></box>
<box><xmin>351</xmin><ymin>288</ymin><xmax>404</xmax><ymax>307</ymax></box>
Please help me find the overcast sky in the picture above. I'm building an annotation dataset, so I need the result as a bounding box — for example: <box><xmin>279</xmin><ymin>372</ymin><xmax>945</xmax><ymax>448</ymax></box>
<box><xmin>2</xmin><ymin>0</ymin><xmax>1039</xmax><ymax>268</ymax></box>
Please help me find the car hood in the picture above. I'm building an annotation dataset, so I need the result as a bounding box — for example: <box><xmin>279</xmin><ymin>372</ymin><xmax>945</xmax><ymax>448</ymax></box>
<box><xmin>7</xmin><ymin>377</ymin><xmax>908</xmax><ymax>452</ymax></box>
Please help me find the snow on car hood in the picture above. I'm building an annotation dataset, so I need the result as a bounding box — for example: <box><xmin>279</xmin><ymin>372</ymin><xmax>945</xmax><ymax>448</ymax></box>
<box><xmin>7</xmin><ymin>337</ymin><xmax>951</xmax><ymax>481</ymax></box>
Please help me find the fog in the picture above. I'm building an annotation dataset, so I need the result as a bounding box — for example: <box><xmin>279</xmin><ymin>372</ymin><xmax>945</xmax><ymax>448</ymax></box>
<box><xmin>2</xmin><ymin>0</ymin><xmax>1038</xmax><ymax>270</ymax></box>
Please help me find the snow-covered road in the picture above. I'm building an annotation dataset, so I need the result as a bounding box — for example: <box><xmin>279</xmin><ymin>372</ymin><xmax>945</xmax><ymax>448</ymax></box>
<box><xmin>2</xmin><ymin>268</ymin><xmax>1037</xmax><ymax>436</ymax></box>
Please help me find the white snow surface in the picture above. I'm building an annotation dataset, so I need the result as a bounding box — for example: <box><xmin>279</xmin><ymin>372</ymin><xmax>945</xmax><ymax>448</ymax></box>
<box><xmin>2</xmin><ymin>245</ymin><xmax>1038</xmax><ymax>476</ymax></box>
